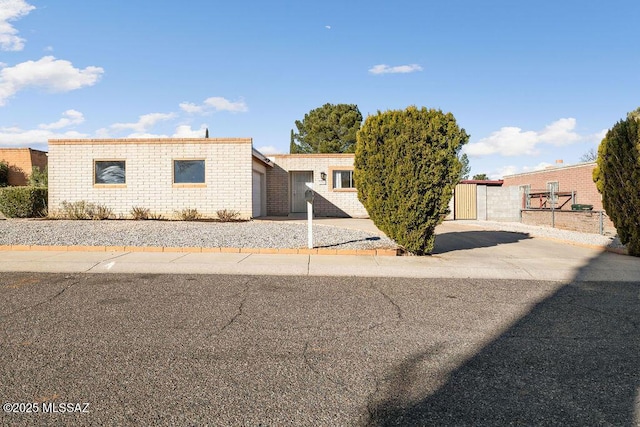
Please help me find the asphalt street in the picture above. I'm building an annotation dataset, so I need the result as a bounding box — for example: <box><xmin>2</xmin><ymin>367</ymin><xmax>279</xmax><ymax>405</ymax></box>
<box><xmin>1</xmin><ymin>268</ymin><xmax>638</xmax><ymax>425</ymax></box>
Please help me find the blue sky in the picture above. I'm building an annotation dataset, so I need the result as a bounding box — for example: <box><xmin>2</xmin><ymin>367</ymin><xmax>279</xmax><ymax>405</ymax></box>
<box><xmin>1</xmin><ymin>0</ymin><xmax>639</xmax><ymax>178</ymax></box>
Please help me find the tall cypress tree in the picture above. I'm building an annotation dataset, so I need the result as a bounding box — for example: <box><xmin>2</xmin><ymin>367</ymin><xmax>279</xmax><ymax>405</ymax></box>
<box><xmin>593</xmin><ymin>108</ymin><xmax>640</xmax><ymax>256</ymax></box>
<box><xmin>355</xmin><ymin>106</ymin><xmax>468</xmax><ymax>255</ymax></box>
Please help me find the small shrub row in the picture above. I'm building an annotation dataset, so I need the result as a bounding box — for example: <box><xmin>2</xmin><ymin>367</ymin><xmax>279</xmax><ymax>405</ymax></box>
<box><xmin>130</xmin><ymin>206</ymin><xmax>163</xmax><ymax>220</ymax></box>
<box><xmin>176</xmin><ymin>208</ymin><xmax>202</xmax><ymax>221</ymax></box>
<box><xmin>0</xmin><ymin>186</ymin><xmax>48</xmax><ymax>218</ymax></box>
<box><xmin>55</xmin><ymin>200</ymin><xmax>115</xmax><ymax>220</ymax></box>
<box><xmin>47</xmin><ymin>202</ymin><xmax>244</xmax><ymax>221</ymax></box>
<box><xmin>216</xmin><ymin>209</ymin><xmax>241</xmax><ymax>222</ymax></box>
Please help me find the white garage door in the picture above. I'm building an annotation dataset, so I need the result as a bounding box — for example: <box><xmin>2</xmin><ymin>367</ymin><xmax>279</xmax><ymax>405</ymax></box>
<box><xmin>252</xmin><ymin>171</ymin><xmax>263</xmax><ymax>217</ymax></box>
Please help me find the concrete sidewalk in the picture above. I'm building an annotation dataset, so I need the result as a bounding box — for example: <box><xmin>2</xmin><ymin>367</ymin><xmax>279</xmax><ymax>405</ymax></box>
<box><xmin>1</xmin><ymin>228</ymin><xmax>638</xmax><ymax>281</ymax></box>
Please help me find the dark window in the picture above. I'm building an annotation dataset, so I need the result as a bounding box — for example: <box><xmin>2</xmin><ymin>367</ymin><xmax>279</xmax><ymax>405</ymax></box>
<box><xmin>174</xmin><ymin>160</ymin><xmax>205</xmax><ymax>184</ymax></box>
<box><xmin>332</xmin><ymin>170</ymin><xmax>354</xmax><ymax>189</ymax></box>
<box><xmin>95</xmin><ymin>161</ymin><xmax>125</xmax><ymax>184</ymax></box>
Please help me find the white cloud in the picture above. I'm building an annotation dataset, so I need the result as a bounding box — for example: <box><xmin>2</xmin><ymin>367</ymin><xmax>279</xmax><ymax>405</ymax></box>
<box><xmin>0</xmin><ymin>127</ymin><xmax>87</xmax><ymax>148</ymax></box>
<box><xmin>368</xmin><ymin>64</ymin><xmax>423</xmax><ymax>75</ymax></box>
<box><xmin>94</xmin><ymin>128</ymin><xmax>111</xmax><ymax>138</ymax></box>
<box><xmin>490</xmin><ymin>162</ymin><xmax>553</xmax><ymax>180</ymax></box>
<box><xmin>124</xmin><ymin>132</ymin><xmax>169</xmax><ymax>138</ymax></box>
<box><xmin>325</xmin><ymin>25</ymin><xmax>331</xmax><ymax>30</ymax></box>
<box><xmin>173</xmin><ymin>124</ymin><xmax>208</xmax><ymax>138</ymax></box>
<box><xmin>0</xmin><ymin>0</ymin><xmax>35</xmax><ymax>51</ymax></box>
<box><xmin>255</xmin><ymin>145</ymin><xmax>281</xmax><ymax>154</ymax></box>
<box><xmin>0</xmin><ymin>56</ymin><xmax>104</xmax><ymax>106</ymax></box>
<box><xmin>465</xmin><ymin>126</ymin><xmax>540</xmax><ymax>157</ymax></box>
<box><xmin>39</xmin><ymin>109</ymin><xmax>84</xmax><ymax>130</ymax></box>
<box><xmin>465</xmin><ymin>118</ymin><xmax>587</xmax><ymax>157</ymax></box>
<box><xmin>111</xmin><ymin>112</ymin><xmax>176</xmax><ymax>133</ymax></box>
<box><xmin>178</xmin><ymin>102</ymin><xmax>203</xmax><ymax>114</ymax></box>
<box><xmin>537</xmin><ymin>118</ymin><xmax>580</xmax><ymax>145</ymax></box>
<box><xmin>0</xmin><ymin>109</ymin><xmax>89</xmax><ymax>147</ymax></box>
<box><xmin>180</xmin><ymin>96</ymin><xmax>248</xmax><ymax>114</ymax></box>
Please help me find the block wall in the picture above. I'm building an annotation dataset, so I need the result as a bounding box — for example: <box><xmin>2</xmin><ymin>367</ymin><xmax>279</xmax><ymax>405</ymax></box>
<box><xmin>48</xmin><ymin>139</ymin><xmax>253</xmax><ymax>218</ymax></box>
<box><xmin>266</xmin><ymin>154</ymin><xmax>368</xmax><ymax>217</ymax></box>
<box><xmin>521</xmin><ymin>210</ymin><xmax>616</xmax><ymax>235</ymax></box>
<box><xmin>0</xmin><ymin>148</ymin><xmax>48</xmax><ymax>186</ymax></box>
<box><xmin>485</xmin><ymin>186</ymin><xmax>522</xmax><ymax>221</ymax></box>
<box><xmin>502</xmin><ymin>163</ymin><xmax>602</xmax><ymax>210</ymax></box>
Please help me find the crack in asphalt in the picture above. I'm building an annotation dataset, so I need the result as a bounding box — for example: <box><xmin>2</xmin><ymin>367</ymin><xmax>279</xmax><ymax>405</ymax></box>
<box><xmin>0</xmin><ymin>277</ymin><xmax>79</xmax><ymax>320</ymax></box>
<box><xmin>302</xmin><ymin>341</ymin><xmax>351</xmax><ymax>392</ymax></box>
<box><xmin>376</xmin><ymin>288</ymin><xmax>402</xmax><ymax>320</ymax></box>
<box><xmin>219</xmin><ymin>296</ymin><xmax>247</xmax><ymax>334</ymax></box>
<box><xmin>206</xmin><ymin>279</ymin><xmax>252</xmax><ymax>338</ymax></box>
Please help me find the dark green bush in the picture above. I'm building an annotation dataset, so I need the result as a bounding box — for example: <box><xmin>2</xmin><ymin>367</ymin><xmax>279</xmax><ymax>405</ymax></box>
<box><xmin>29</xmin><ymin>166</ymin><xmax>48</xmax><ymax>187</ymax></box>
<box><xmin>0</xmin><ymin>186</ymin><xmax>48</xmax><ymax>218</ymax></box>
<box><xmin>354</xmin><ymin>106</ymin><xmax>469</xmax><ymax>255</ymax></box>
<box><xmin>593</xmin><ymin>108</ymin><xmax>640</xmax><ymax>256</ymax></box>
<box><xmin>0</xmin><ymin>162</ymin><xmax>8</xmax><ymax>187</ymax></box>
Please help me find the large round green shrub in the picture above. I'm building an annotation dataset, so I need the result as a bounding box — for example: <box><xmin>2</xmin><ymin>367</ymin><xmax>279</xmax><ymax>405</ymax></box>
<box><xmin>593</xmin><ymin>108</ymin><xmax>640</xmax><ymax>256</ymax></box>
<box><xmin>354</xmin><ymin>106</ymin><xmax>469</xmax><ymax>255</ymax></box>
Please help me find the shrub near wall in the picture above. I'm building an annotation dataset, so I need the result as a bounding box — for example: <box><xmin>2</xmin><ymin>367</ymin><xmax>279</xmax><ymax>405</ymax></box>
<box><xmin>0</xmin><ymin>186</ymin><xmax>48</xmax><ymax>218</ymax></box>
<box><xmin>0</xmin><ymin>162</ymin><xmax>8</xmax><ymax>187</ymax></box>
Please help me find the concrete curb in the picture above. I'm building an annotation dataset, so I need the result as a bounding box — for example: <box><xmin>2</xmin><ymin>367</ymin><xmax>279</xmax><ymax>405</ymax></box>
<box><xmin>0</xmin><ymin>244</ymin><xmax>401</xmax><ymax>256</ymax></box>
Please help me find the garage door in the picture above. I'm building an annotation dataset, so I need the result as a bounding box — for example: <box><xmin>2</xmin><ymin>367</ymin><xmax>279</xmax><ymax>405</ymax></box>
<box><xmin>252</xmin><ymin>171</ymin><xmax>263</xmax><ymax>217</ymax></box>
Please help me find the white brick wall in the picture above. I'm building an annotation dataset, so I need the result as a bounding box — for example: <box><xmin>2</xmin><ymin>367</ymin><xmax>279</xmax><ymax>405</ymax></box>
<box><xmin>48</xmin><ymin>138</ymin><xmax>254</xmax><ymax>219</ymax></box>
<box><xmin>266</xmin><ymin>154</ymin><xmax>368</xmax><ymax>218</ymax></box>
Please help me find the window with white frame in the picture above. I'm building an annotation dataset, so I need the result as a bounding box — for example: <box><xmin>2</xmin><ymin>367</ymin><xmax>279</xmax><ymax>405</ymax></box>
<box><xmin>174</xmin><ymin>160</ymin><xmax>205</xmax><ymax>184</ymax></box>
<box><xmin>332</xmin><ymin>169</ymin><xmax>354</xmax><ymax>190</ymax></box>
<box><xmin>95</xmin><ymin>160</ymin><xmax>126</xmax><ymax>185</ymax></box>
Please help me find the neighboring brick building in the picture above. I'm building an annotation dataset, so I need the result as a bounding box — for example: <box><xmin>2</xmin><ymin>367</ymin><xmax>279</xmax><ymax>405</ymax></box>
<box><xmin>0</xmin><ymin>148</ymin><xmax>48</xmax><ymax>186</ymax></box>
<box><xmin>48</xmin><ymin>139</ymin><xmax>367</xmax><ymax>219</ymax></box>
<box><xmin>502</xmin><ymin>161</ymin><xmax>602</xmax><ymax>210</ymax></box>
<box><xmin>266</xmin><ymin>154</ymin><xmax>367</xmax><ymax>217</ymax></box>
<box><xmin>502</xmin><ymin>161</ymin><xmax>616</xmax><ymax>235</ymax></box>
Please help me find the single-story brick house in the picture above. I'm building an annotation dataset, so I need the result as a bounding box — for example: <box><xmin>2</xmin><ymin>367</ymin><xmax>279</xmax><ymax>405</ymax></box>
<box><xmin>502</xmin><ymin>160</ymin><xmax>602</xmax><ymax>210</ymax></box>
<box><xmin>266</xmin><ymin>154</ymin><xmax>368</xmax><ymax>218</ymax></box>
<box><xmin>48</xmin><ymin>138</ymin><xmax>367</xmax><ymax>219</ymax></box>
<box><xmin>0</xmin><ymin>148</ymin><xmax>48</xmax><ymax>186</ymax></box>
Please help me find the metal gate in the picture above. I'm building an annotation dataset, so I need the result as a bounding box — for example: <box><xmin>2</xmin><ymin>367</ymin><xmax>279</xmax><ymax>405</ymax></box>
<box><xmin>454</xmin><ymin>183</ymin><xmax>477</xmax><ymax>220</ymax></box>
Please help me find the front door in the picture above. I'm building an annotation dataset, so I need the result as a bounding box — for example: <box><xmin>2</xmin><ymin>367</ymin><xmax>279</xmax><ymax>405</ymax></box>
<box><xmin>291</xmin><ymin>171</ymin><xmax>313</xmax><ymax>213</ymax></box>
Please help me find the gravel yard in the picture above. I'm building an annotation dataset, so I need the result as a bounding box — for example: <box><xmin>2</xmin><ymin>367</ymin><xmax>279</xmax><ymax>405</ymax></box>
<box><xmin>0</xmin><ymin>219</ymin><xmax>398</xmax><ymax>250</ymax></box>
<box><xmin>0</xmin><ymin>218</ymin><xmax>627</xmax><ymax>252</ymax></box>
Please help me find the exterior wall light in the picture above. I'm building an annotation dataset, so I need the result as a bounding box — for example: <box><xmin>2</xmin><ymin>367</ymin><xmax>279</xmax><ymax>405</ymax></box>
<box><xmin>320</xmin><ymin>172</ymin><xmax>327</xmax><ymax>181</ymax></box>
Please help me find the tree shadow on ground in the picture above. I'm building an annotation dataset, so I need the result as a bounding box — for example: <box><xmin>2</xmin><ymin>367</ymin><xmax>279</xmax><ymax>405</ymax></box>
<box><xmin>432</xmin><ymin>230</ymin><xmax>531</xmax><ymax>254</ymax></box>
<box><xmin>364</xmin><ymin>250</ymin><xmax>640</xmax><ymax>426</ymax></box>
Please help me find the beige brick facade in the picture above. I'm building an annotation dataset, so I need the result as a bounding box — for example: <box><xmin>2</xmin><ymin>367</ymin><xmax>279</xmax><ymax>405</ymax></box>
<box><xmin>266</xmin><ymin>154</ymin><xmax>368</xmax><ymax>217</ymax></box>
<box><xmin>0</xmin><ymin>148</ymin><xmax>48</xmax><ymax>186</ymax></box>
<box><xmin>48</xmin><ymin>140</ymin><xmax>367</xmax><ymax>219</ymax></box>
<box><xmin>502</xmin><ymin>162</ymin><xmax>603</xmax><ymax>210</ymax></box>
<box><xmin>48</xmin><ymin>138</ymin><xmax>255</xmax><ymax>218</ymax></box>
